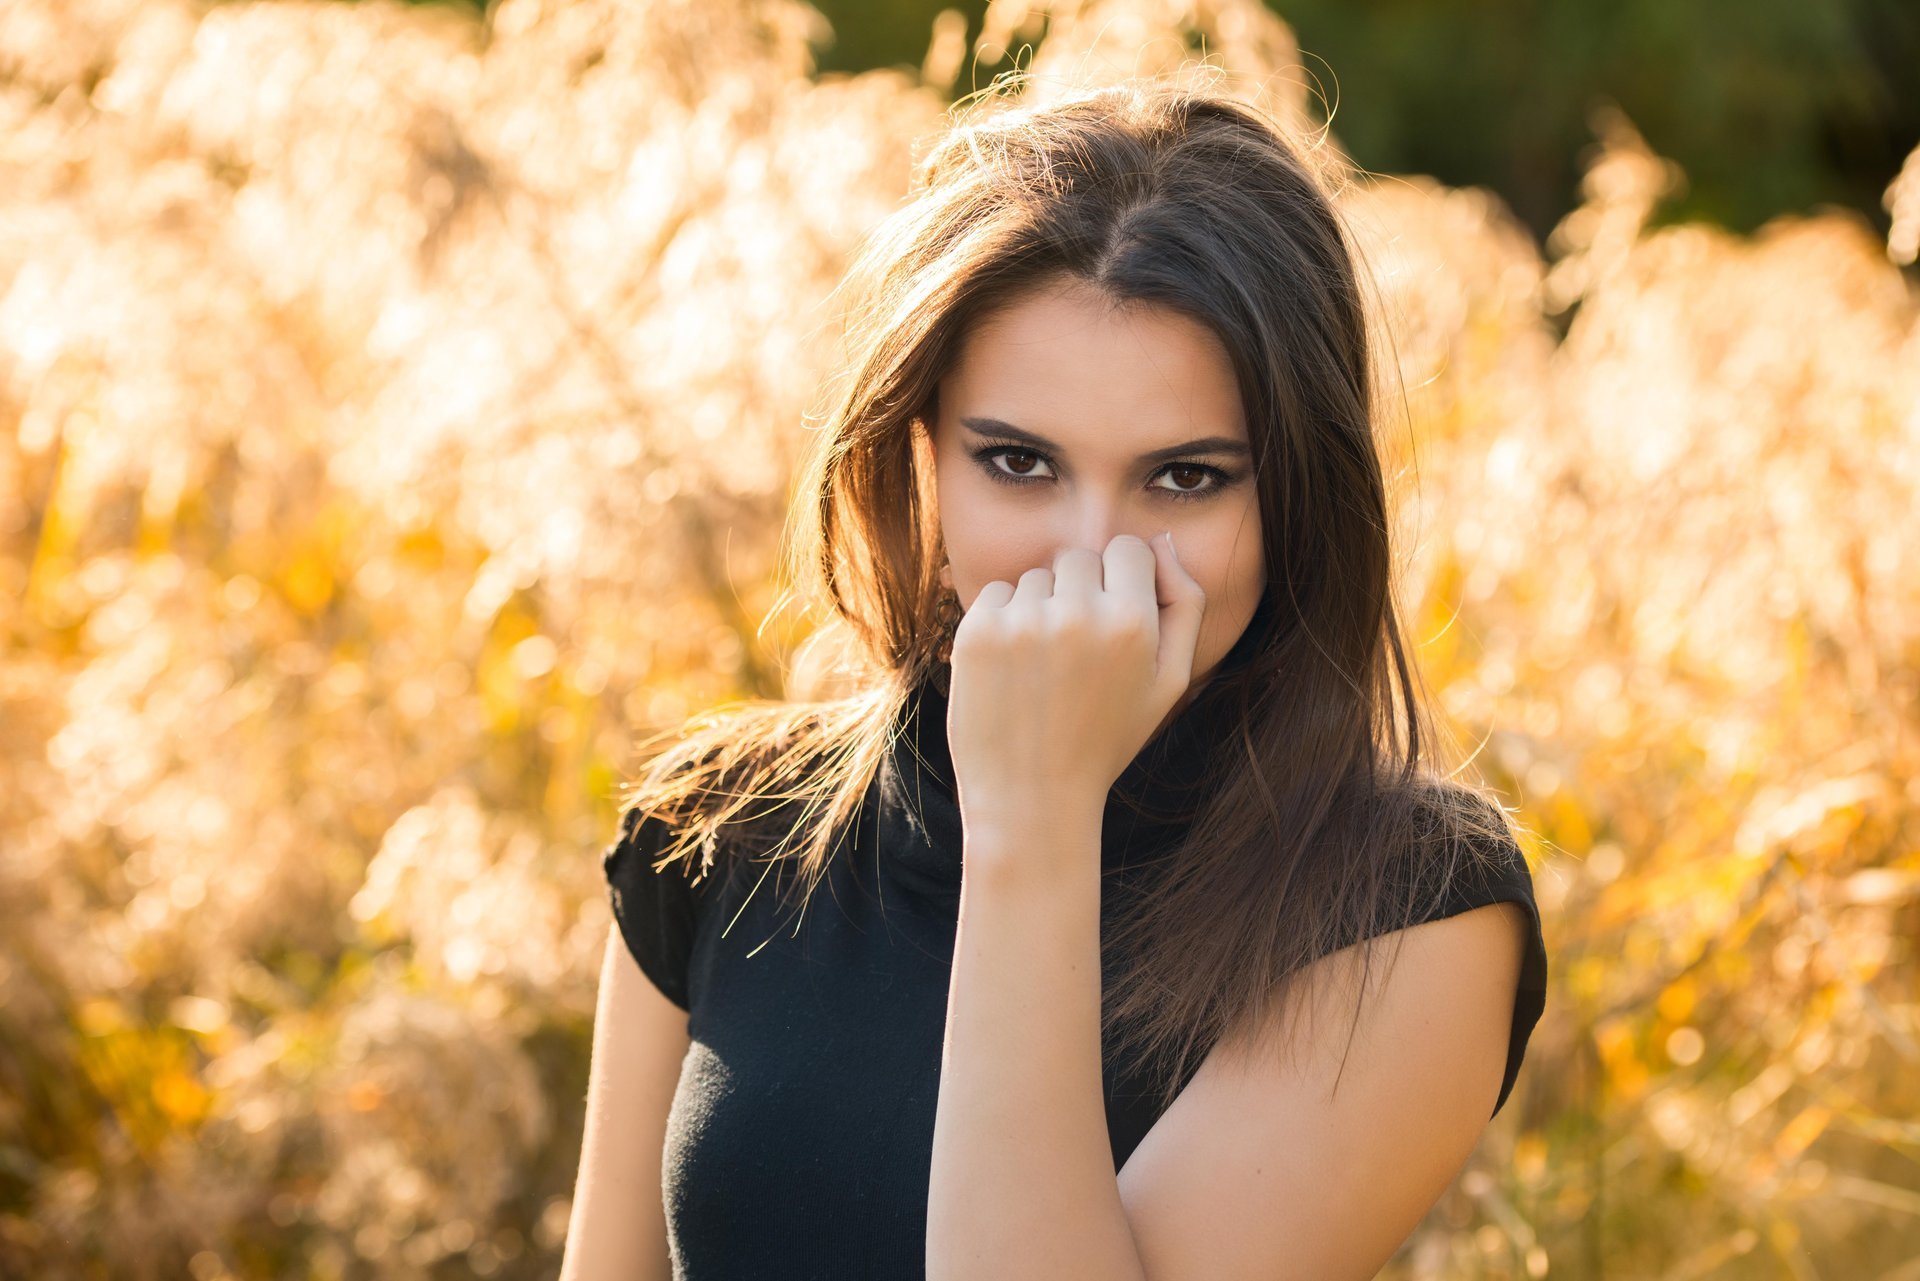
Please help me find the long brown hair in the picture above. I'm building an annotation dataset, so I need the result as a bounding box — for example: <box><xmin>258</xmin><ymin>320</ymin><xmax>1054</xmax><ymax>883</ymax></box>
<box><xmin>619</xmin><ymin>76</ymin><xmax>1527</xmax><ymax>1112</ymax></box>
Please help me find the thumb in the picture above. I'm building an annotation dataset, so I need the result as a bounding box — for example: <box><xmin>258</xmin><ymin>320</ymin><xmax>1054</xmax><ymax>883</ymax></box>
<box><xmin>1151</xmin><ymin>530</ymin><xmax>1205</xmax><ymax>688</ymax></box>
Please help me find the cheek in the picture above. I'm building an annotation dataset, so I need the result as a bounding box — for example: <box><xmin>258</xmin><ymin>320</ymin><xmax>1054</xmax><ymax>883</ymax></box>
<box><xmin>934</xmin><ymin>455</ymin><xmax>1026</xmax><ymax>542</ymax></box>
<box><xmin>932</xmin><ymin>466</ymin><xmax>977</xmax><ymax>546</ymax></box>
<box><xmin>930</xmin><ymin>460</ymin><xmax>1014</xmax><ymax>593</ymax></box>
<box><xmin>1190</xmin><ymin>512</ymin><xmax>1265</xmax><ymax>667</ymax></box>
<box><xmin>1185</xmin><ymin>504</ymin><xmax>1262</xmax><ymax>590</ymax></box>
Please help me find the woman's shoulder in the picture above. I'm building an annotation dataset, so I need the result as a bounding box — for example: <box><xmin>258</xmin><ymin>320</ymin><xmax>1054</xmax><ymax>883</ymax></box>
<box><xmin>1365</xmin><ymin>777</ymin><xmax>1540</xmax><ymax>937</ymax></box>
<box><xmin>1397</xmin><ymin>776</ymin><xmax>1529</xmax><ymax>868</ymax></box>
<box><xmin>1388</xmin><ymin>778</ymin><xmax>1547</xmax><ymax>989</ymax></box>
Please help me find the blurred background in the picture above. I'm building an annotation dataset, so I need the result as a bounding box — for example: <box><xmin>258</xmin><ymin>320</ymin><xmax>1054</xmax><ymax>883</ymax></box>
<box><xmin>1</xmin><ymin>0</ymin><xmax>1916</xmax><ymax>1277</ymax></box>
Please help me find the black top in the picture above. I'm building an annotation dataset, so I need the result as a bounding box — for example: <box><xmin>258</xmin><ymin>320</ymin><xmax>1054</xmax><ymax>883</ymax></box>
<box><xmin>603</xmin><ymin>632</ymin><xmax>1549</xmax><ymax>1280</ymax></box>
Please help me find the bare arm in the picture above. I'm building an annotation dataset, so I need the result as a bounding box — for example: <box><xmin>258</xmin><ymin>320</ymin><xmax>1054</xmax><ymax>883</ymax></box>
<box><xmin>925</xmin><ymin>800</ymin><xmax>1149</xmax><ymax>1281</ymax></box>
<box><xmin>559</xmin><ymin>922</ymin><xmax>692</xmax><ymax>1281</ymax></box>
<box><xmin>924</xmin><ymin>794</ymin><xmax>1525</xmax><ymax>1281</ymax></box>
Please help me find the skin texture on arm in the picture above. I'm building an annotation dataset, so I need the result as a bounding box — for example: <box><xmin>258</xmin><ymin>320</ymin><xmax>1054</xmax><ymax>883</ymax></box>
<box><xmin>929</xmin><ymin>816</ymin><xmax>1528</xmax><ymax>1281</ymax></box>
<box><xmin>927</xmin><ymin>805</ymin><xmax>1150</xmax><ymax>1281</ymax></box>
<box><xmin>558</xmin><ymin>923</ymin><xmax>691</xmax><ymax>1281</ymax></box>
<box><xmin>1117</xmin><ymin>898</ymin><xmax>1530</xmax><ymax>1280</ymax></box>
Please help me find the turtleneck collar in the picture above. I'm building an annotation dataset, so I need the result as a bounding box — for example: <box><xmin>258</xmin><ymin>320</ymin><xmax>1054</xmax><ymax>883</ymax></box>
<box><xmin>877</xmin><ymin>586</ymin><xmax>1274</xmax><ymax>903</ymax></box>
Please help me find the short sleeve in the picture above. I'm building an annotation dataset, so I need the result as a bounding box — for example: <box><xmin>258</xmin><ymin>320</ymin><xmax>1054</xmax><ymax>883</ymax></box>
<box><xmin>602</xmin><ymin>803</ymin><xmax>703</xmax><ymax>1011</ymax></box>
<box><xmin>1423</xmin><ymin>834</ymin><xmax>1549</xmax><ymax>1120</ymax></box>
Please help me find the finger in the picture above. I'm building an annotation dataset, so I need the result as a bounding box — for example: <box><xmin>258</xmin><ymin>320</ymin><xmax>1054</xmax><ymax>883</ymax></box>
<box><xmin>1150</xmin><ymin>531</ymin><xmax>1206</xmax><ymax>685</ymax></box>
<box><xmin>1051</xmin><ymin>546</ymin><xmax>1104</xmax><ymax>608</ymax></box>
<box><xmin>1008</xmin><ymin>565</ymin><xmax>1053</xmax><ymax>616</ymax></box>
<box><xmin>970</xmin><ymin>580</ymin><xmax>1016</xmax><ymax>613</ymax></box>
<box><xmin>1100</xmin><ymin>534</ymin><xmax>1159</xmax><ymax>619</ymax></box>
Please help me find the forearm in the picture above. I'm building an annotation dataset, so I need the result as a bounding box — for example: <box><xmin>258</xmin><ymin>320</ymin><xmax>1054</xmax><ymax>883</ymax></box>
<box><xmin>925</xmin><ymin>798</ymin><xmax>1150</xmax><ymax>1281</ymax></box>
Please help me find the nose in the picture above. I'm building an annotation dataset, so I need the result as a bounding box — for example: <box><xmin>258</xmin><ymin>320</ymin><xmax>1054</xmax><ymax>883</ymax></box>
<box><xmin>1062</xmin><ymin>499</ymin><xmax>1131</xmax><ymax>559</ymax></box>
<box><xmin>1059</xmin><ymin>499</ymin><xmax>1144</xmax><ymax>556</ymax></box>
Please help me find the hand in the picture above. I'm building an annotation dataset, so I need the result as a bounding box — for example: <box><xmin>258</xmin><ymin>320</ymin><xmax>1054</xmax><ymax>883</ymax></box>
<box><xmin>945</xmin><ymin>531</ymin><xmax>1206</xmax><ymax>829</ymax></box>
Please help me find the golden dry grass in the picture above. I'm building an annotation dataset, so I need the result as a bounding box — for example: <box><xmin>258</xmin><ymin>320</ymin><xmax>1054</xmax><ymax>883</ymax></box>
<box><xmin>1</xmin><ymin>0</ymin><xmax>1916</xmax><ymax>1277</ymax></box>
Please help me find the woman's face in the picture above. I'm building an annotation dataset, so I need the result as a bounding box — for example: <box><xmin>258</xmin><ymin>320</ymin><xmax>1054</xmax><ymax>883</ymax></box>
<box><xmin>927</xmin><ymin>276</ymin><xmax>1266</xmax><ymax>726</ymax></box>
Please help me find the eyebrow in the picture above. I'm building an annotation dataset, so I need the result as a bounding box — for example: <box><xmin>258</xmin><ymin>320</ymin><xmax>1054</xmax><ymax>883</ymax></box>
<box><xmin>959</xmin><ymin>416</ymin><xmax>1252</xmax><ymax>465</ymax></box>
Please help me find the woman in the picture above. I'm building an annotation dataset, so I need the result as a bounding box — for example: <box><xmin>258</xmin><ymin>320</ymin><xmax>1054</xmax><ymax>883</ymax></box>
<box><xmin>565</xmin><ymin>78</ymin><xmax>1549</xmax><ymax>1281</ymax></box>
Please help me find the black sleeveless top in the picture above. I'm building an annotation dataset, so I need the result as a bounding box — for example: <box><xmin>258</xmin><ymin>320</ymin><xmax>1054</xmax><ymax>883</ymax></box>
<box><xmin>603</xmin><ymin>629</ymin><xmax>1550</xmax><ymax>1279</ymax></box>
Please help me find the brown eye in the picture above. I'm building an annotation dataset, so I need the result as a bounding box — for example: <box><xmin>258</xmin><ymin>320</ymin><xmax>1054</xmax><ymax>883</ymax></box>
<box><xmin>970</xmin><ymin>441</ymin><xmax>1237</xmax><ymax>503</ymax></box>
<box><xmin>1150</xmin><ymin>463</ymin><xmax>1236</xmax><ymax>501</ymax></box>
<box><xmin>971</xmin><ymin>446</ymin><xmax>1055</xmax><ymax>485</ymax></box>
<box><xmin>1162</xmin><ymin>465</ymin><xmax>1211</xmax><ymax>493</ymax></box>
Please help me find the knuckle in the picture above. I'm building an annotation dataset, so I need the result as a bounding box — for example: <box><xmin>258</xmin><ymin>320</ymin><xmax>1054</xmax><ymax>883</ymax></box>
<box><xmin>1056</xmin><ymin>547</ymin><xmax>1100</xmax><ymax>570</ymax></box>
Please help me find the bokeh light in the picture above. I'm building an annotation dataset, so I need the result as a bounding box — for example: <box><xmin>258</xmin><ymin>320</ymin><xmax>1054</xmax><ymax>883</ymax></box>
<box><xmin>2</xmin><ymin>0</ymin><xmax>1916</xmax><ymax>1276</ymax></box>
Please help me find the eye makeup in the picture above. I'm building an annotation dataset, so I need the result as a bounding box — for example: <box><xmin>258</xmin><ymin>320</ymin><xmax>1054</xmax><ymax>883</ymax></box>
<box><xmin>967</xmin><ymin>438</ymin><xmax>1241</xmax><ymax>503</ymax></box>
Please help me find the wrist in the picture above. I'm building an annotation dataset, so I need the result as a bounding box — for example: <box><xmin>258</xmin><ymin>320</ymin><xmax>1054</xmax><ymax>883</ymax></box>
<box><xmin>958</xmin><ymin>788</ymin><xmax>1106</xmax><ymax>877</ymax></box>
<box><xmin>954</xmin><ymin>764</ymin><xmax>1110</xmax><ymax>809</ymax></box>
<box><xmin>958</xmin><ymin>781</ymin><xmax>1106</xmax><ymax>832</ymax></box>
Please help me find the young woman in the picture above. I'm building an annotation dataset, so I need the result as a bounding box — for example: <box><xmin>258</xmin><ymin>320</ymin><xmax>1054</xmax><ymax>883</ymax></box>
<box><xmin>565</xmin><ymin>78</ymin><xmax>1549</xmax><ymax>1281</ymax></box>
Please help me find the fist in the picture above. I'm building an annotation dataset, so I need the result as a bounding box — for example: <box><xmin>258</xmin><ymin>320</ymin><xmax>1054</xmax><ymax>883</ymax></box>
<box><xmin>945</xmin><ymin>531</ymin><xmax>1206</xmax><ymax>823</ymax></box>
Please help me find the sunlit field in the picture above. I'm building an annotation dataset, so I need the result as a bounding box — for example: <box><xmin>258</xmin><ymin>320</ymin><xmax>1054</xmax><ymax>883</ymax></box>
<box><xmin>2</xmin><ymin>0</ymin><xmax>1917</xmax><ymax>1277</ymax></box>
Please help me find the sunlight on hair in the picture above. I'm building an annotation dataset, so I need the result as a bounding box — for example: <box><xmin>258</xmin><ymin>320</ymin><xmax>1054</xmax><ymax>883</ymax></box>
<box><xmin>1</xmin><ymin>0</ymin><xmax>1915</xmax><ymax>1275</ymax></box>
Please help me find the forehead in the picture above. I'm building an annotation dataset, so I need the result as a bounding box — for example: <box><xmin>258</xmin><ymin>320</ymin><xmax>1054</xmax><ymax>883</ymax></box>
<box><xmin>943</xmin><ymin>280</ymin><xmax>1245</xmax><ymax>446</ymax></box>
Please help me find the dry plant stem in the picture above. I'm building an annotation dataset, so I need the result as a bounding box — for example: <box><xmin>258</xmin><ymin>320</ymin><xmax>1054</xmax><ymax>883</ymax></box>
<box><xmin>925</xmin><ymin>794</ymin><xmax>1150</xmax><ymax>1281</ymax></box>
